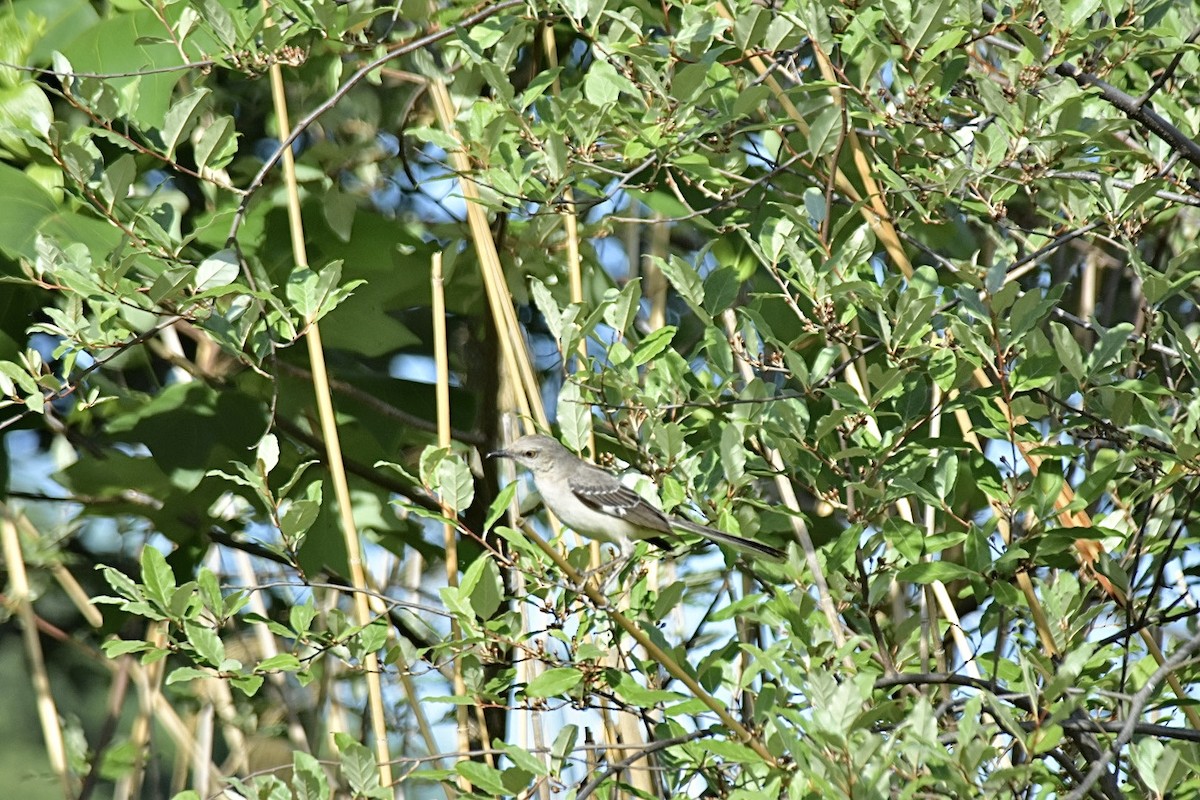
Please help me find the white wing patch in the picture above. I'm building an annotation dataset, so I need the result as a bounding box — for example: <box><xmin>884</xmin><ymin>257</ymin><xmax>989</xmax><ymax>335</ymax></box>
<box><xmin>571</xmin><ymin>477</ymin><xmax>673</xmax><ymax>534</ymax></box>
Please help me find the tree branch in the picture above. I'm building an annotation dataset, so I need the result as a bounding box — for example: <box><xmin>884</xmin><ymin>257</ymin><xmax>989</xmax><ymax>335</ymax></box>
<box><xmin>1054</xmin><ymin>62</ymin><xmax>1200</xmax><ymax>173</ymax></box>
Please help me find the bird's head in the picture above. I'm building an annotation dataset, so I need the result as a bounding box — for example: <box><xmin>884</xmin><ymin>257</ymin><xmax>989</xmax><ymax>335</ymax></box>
<box><xmin>488</xmin><ymin>434</ymin><xmax>566</xmax><ymax>474</ymax></box>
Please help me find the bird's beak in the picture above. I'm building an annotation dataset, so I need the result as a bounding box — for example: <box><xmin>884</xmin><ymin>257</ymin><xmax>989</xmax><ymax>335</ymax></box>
<box><xmin>487</xmin><ymin>448</ymin><xmax>509</xmax><ymax>460</ymax></box>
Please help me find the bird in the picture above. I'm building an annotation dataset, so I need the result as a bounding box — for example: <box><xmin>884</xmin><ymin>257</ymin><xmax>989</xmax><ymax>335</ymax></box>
<box><xmin>488</xmin><ymin>434</ymin><xmax>785</xmax><ymax>561</ymax></box>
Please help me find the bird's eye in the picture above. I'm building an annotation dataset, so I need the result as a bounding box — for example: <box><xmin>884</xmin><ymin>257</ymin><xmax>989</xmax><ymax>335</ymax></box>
<box><xmin>523</xmin><ymin>450</ymin><xmax>535</xmax><ymax>457</ymax></box>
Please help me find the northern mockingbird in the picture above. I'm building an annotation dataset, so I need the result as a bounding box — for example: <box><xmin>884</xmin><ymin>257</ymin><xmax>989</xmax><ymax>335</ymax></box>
<box><xmin>489</xmin><ymin>434</ymin><xmax>784</xmax><ymax>561</ymax></box>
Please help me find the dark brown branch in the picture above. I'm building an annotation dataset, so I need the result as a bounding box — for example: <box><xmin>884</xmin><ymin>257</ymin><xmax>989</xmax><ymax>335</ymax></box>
<box><xmin>1054</xmin><ymin>62</ymin><xmax>1200</xmax><ymax>172</ymax></box>
<box><xmin>982</xmin><ymin>4</ymin><xmax>1200</xmax><ymax>177</ymax></box>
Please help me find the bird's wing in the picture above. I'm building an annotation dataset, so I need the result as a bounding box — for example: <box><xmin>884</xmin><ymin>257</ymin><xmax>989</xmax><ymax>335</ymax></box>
<box><xmin>568</xmin><ymin>469</ymin><xmax>674</xmax><ymax>541</ymax></box>
<box><xmin>567</xmin><ymin>465</ymin><xmax>786</xmax><ymax>561</ymax></box>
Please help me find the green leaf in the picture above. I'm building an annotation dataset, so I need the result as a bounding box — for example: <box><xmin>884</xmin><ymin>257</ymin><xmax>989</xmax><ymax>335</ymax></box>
<box><xmin>1029</xmin><ymin>724</ymin><xmax>1064</xmax><ymax>755</ymax></box>
<box><xmin>908</xmin><ymin>0</ymin><xmax>952</xmax><ymax>51</ymax></box>
<box><xmin>96</xmin><ymin>153</ymin><xmax>135</xmax><ymax>209</ymax></box>
<box><xmin>1085</xmin><ymin>322</ymin><xmax>1134</xmax><ymax>378</ymax></box>
<box><xmin>185</xmin><ymin>622</ymin><xmax>225</xmax><ymax>666</ymax></box>
<box><xmin>584</xmin><ymin>58</ymin><xmax>624</xmax><ymax>105</ymax></box>
<box><xmin>322</xmin><ymin>188</ymin><xmax>358</xmax><ymax>243</ymax></box>
<box><xmin>1093</xmin><ymin>551</ymin><xmax>1130</xmax><ymax>597</ymax></box>
<box><xmin>280</xmin><ymin>499</ymin><xmax>320</xmax><ymax>543</ymax></box>
<box><xmin>992</xmin><ymin>579</ymin><xmax>1022</xmax><ymax>608</ymax></box>
<box><xmin>195</xmin><ymin>0</ymin><xmax>240</xmax><ymax>48</ymax></box>
<box><xmin>420</xmin><ymin>446</ymin><xmax>475</xmax><ymax>515</ymax></box>
<box><xmin>550</xmin><ymin>725</ymin><xmax>578</xmax><ymax>774</ymax></box>
<box><xmin>896</xmin><ymin>561</ymin><xmax>978</xmax><ymax>584</ymax></box>
<box><xmin>525</xmin><ymin>667</ymin><xmax>583</xmax><ymax>698</ymax></box>
<box><xmin>194</xmin><ymin>116</ymin><xmax>238</xmax><ymax>171</ymax></box>
<box><xmin>462</xmin><ymin>555</ymin><xmax>503</xmax><ymax>619</ymax></box>
<box><xmin>655</xmin><ymin>254</ymin><xmax>706</xmax><ymax>318</ymax></box>
<box><xmin>292</xmin><ymin>751</ymin><xmax>331</xmax><ymax>800</ymax></box>
<box><xmin>456</xmin><ymin>760</ymin><xmax>508</xmax><ymax>796</ymax></box>
<box><xmin>807</xmin><ymin>105</ymin><xmax>841</xmax><ymax>158</ymax></box>
<box><xmin>893</xmin><ymin>292</ymin><xmax>936</xmax><ymax>347</ymax></box>
<box><xmin>140</xmin><ymin>546</ymin><xmax>176</xmax><ymax>610</ymax></box>
<box><xmin>58</xmin><ymin>11</ymin><xmax>188</xmax><ymax>127</ymax></box>
<box><xmin>672</xmin><ymin>60</ymin><xmax>710</xmax><ymax>102</ymax></box>
<box><xmin>652</xmin><ymin>580</ymin><xmax>686</xmax><ymax>620</ymax></box>
<box><xmin>529</xmin><ymin>278</ymin><xmax>563</xmax><ymax>341</ymax></box>
<box><xmin>0</xmin><ymin>166</ymin><xmax>120</xmax><ymax>261</ymax></box>
<box><xmin>198</xmin><ymin>568</ymin><xmax>223</xmax><ymax>617</ymax></box>
<box><xmin>931</xmin><ymin>451</ymin><xmax>958</xmax><ymax>501</ymax></box>
<box><xmin>195</xmin><ymin>249</ymin><xmax>240</xmax><ymax>292</ymax></box>
<box><xmin>168</xmin><ymin>583</ymin><xmax>198</xmax><ymax>619</ymax></box>
<box><xmin>334</xmin><ymin>733</ymin><xmax>381</xmax><ymax>796</ymax></box>
<box><xmin>557</xmin><ymin>382</ymin><xmax>592</xmax><ymax>454</ymax></box>
<box><xmin>439</xmin><ymin>454</ymin><xmax>475</xmax><ymax>516</ymax></box>
<box><xmin>0</xmin><ymin>76</ymin><xmax>50</xmax><ymax>155</ymax></box>
<box><xmin>520</xmin><ymin>67</ymin><xmax>563</xmax><ymax>108</ymax></box>
<box><xmin>883</xmin><ymin>518</ymin><xmax>925</xmax><ymax>564</ymax></box>
<box><xmin>699</xmin><ymin>738</ymin><xmax>764</xmax><ymax>764</ymax></box>
<box><xmin>358</xmin><ymin>618</ymin><xmax>389</xmax><ymax>655</ymax></box>
<box><xmin>611</xmin><ymin>672</ymin><xmax>685</xmax><ymax>706</ymax></box>
<box><xmin>1007</xmin><ymin>288</ymin><xmax>1049</xmax><ymax>340</ymax></box>
<box><xmin>703</xmin><ymin>267</ymin><xmax>741</xmax><ymax>314</ymax></box>
<box><xmin>1050</xmin><ymin>322</ymin><xmax>1086</xmax><ymax>381</ymax></box>
<box><xmin>494</xmin><ymin>741</ymin><xmax>550</xmax><ymax>777</ymax></box>
<box><xmin>286</xmin><ymin>261</ymin><xmax>359</xmax><ymax>325</ymax></box>
<box><xmin>223</xmin><ymin>590</ymin><xmax>250</xmax><ymax>619</ymax></box>
<box><xmin>165</xmin><ymin>666</ymin><xmax>210</xmax><ymax>685</ymax></box>
<box><xmin>257</xmin><ymin>654</ymin><xmax>302</xmax><ymax>672</ymax></box>
<box><xmin>602</xmin><ymin>279</ymin><xmax>641</xmax><ymax>334</ymax></box>
<box><xmin>159</xmin><ymin>88</ymin><xmax>209</xmax><ymax>159</ymax></box>
<box><xmin>632</xmin><ymin>326</ymin><xmax>677</xmax><ymax>366</ymax></box>
<box><xmin>440</xmin><ymin>585</ymin><xmax>475</xmax><ymax>623</ymax></box>
<box><xmin>100</xmin><ymin>565</ymin><xmax>142</xmax><ymax>602</ymax></box>
<box><xmin>484</xmin><ymin>481</ymin><xmax>518</xmax><ymax>532</ymax></box>
<box><xmin>720</xmin><ymin>424</ymin><xmax>746</xmax><ymax>481</ymax></box>
<box><xmin>102</xmin><ymin>639</ymin><xmax>151</xmax><ymax>657</ymax></box>
<box><xmin>290</xmin><ymin>602</ymin><xmax>316</xmax><ymax>635</ymax></box>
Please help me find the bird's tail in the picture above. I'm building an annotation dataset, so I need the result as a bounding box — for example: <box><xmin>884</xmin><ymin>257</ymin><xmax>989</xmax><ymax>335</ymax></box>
<box><xmin>670</xmin><ymin>518</ymin><xmax>786</xmax><ymax>561</ymax></box>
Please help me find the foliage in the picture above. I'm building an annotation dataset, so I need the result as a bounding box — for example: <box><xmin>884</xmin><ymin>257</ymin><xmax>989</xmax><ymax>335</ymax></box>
<box><xmin>2</xmin><ymin>0</ymin><xmax>1200</xmax><ymax>798</ymax></box>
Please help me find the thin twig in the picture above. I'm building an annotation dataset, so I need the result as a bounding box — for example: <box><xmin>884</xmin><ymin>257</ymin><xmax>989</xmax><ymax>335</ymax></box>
<box><xmin>0</xmin><ymin>59</ymin><xmax>217</xmax><ymax>79</ymax></box>
<box><xmin>1047</xmin><ymin>171</ymin><xmax>1200</xmax><ymax>207</ymax></box>
<box><xmin>575</xmin><ymin>731</ymin><xmax>708</xmax><ymax>800</ymax></box>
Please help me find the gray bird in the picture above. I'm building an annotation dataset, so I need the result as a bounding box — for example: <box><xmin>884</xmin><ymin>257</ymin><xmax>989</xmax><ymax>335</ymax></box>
<box><xmin>489</xmin><ymin>434</ymin><xmax>784</xmax><ymax>561</ymax></box>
